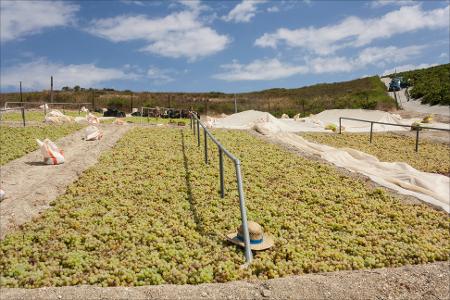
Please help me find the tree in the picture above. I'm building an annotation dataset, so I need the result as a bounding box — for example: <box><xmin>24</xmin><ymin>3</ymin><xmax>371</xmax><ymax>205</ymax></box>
<box><xmin>74</xmin><ymin>85</ymin><xmax>81</xmax><ymax>92</ymax></box>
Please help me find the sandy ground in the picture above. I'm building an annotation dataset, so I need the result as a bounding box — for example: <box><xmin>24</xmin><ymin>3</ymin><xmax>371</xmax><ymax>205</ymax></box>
<box><xmin>381</xmin><ymin>78</ymin><xmax>450</xmax><ymax>117</ymax></box>
<box><xmin>1</xmin><ymin>262</ymin><xmax>447</xmax><ymax>300</ymax></box>
<box><xmin>0</xmin><ymin>124</ymin><xmax>132</xmax><ymax>239</ymax></box>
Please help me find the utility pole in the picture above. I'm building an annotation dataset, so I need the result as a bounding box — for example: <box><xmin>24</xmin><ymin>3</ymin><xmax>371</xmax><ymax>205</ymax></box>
<box><xmin>20</xmin><ymin>81</ymin><xmax>23</xmax><ymax>102</ymax></box>
<box><xmin>234</xmin><ymin>93</ymin><xmax>237</xmax><ymax>113</ymax></box>
<box><xmin>168</xmin><ymin>94</ymin><xmax>171</xmax><ymax>108</ymax></box>
<box><xmin>50</xmin><ymin>76</ymin><xmax>54</xmax><ymax>103</ymax></box>
<box><xmin>91</xmin><ymin>90</ymin><xmax>95</xmax><ymax>111</ymax></box>
<box><xmin>130</xmin><ymin>93</ymin><xmax>133</xmax><ymax>112</ymax></box>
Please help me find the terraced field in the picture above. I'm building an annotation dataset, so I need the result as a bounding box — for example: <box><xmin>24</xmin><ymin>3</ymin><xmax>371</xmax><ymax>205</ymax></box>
<box><xmin>1</xmin><ymin>127</ymin><xmax>448</xmax><ymax>288</ymax></box>
<box><xmin>301</xmin><ymin>132</ymin><xmax>450</xmax><ymax>176</ymax></box>
<box><xmin>0</xmin><ymin>124</ymin><xmax>84</xmax><ymax>165</ymax></box>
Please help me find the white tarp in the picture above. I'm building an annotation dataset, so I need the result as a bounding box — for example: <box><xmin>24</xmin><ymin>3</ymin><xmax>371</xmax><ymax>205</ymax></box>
<box><xmin>211</xmin><ymin>109</ymin><xmax>449</xmax><ymax>132</ymax></box>
<box><xmin>213</xmin><ymin>110</ymin><xmax>450</xmax><ymax>212</ymax></box>
<box><xmin>271</xmin><ymin>132</ymin><xmax>449</xmax><ymax>213</ymax></box>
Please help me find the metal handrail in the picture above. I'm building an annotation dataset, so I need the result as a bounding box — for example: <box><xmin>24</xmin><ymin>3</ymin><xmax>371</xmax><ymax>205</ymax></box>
<box><xmin>4</xmin><ymin>101</ymin><xmax>44</xmax><ymax>109</ymax></box>
<box><xmin>190</xmin><ymin>113</ymin><xmax>253</xmax><ymax>264</ymax></box>
<box><xmin>339</xmin><ymin>117</ymin><xmax>450</xmax><ymax>152</ymax></box>
<box><xmin>0</xmin><ymin>107</ymin><xmax>26</xmax><ymax>126</ymax></box>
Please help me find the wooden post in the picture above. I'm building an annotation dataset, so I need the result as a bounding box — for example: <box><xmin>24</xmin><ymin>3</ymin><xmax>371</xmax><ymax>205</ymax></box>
<box><xmin>20</xmin><ymin>81</ymin><xmax>23</xmax><ymax>103</ymax></box>
<box><xmin>130</xmin><ymin>94</ymin><xmax>133</xmax><ymax>113</ymax></box>
<box><xmin>50</xmin><ymin>76</ymin><xmax>54</xmax><ymax>103</ymax></box>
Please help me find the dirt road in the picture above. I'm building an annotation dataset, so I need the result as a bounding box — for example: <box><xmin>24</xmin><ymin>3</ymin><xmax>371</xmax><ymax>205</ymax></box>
<box><xmin>0</xmin><ymin>125</ymin><xmax>132</xmax><ymax>239</ymax></box>
<box><xmin>381</xmin><ymin>78</ymin><xmax>450</xmax><ymax>117</ymax></box>
<box><xmin>1</xmin><ymin>262</ymin><xmax>447</xmax><ymax>300</ymax></box>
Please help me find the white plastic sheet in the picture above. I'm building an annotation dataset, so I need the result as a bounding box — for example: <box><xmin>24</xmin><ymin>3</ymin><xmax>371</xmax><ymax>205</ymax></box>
<box><xmin>212</xmin><ymin>109</ymin><xmax>450</xmax><ymax>212</ymax></box>
<box><xmin>36</xmin><ymin>139</ymin><xmax>65</xmax><ymax>165</ymax></box>
<box><xmin>85</xmin><ymin>126</ymin><xmax>103</xmax><ymax>141</ymax></box>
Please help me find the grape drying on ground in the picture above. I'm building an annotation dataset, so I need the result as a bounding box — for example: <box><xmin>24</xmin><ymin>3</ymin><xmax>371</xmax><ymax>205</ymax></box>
<box><xmin>0</xmin><ymin>127</ymin><xmax>448</xmax><ymax>288</ymax></box>
<box><xmin>301</xmin><ymin>132</ymin><xmax>450</xmax><ymax>176</ymax></box>
<box><xmin>0</xmin><ymin>124</ymin><xmax>84</xmax><ymax>165</ymax></box>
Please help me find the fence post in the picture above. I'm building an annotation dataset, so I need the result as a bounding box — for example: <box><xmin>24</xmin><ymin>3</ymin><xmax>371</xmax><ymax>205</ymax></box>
<box><xmin>204</xmin><ymin>127</ymin><xmax>208</xmax><ymax>164</ymax></box>
<box><xmin>235</xmin><ymin>161</ymin><xmax>253</xmax><ymax>264</ymax></box>
<box><xmin>339</xmin><ymin>118</ymin><xmax>342</xmax><ymax>134</ymax></box>
<box><xmin>219</xmin><ymin>148</ymin><xmax>225</xmax><ymax>198</ymax></box>
<box><xmin>370</xmin><ymin>122</ymin><xmax>373</xmax><ymax>143</ymax></box>
<box><xmin>415</xmin><ymin>129</ymin><xmax>419</xmax><ymax>152</ymax></box>
<box><xmin>21</xmin><ymin>107</ymin><xmax>26</xmax><ymax>127</ymax></box>
<box><xmin>197</xmin><ymin>119</ymin><xmax>200</xmax><ymax>147</ymax></box>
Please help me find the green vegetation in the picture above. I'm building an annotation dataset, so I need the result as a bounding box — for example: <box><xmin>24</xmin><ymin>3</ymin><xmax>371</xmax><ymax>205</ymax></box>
<box><xmin>386</xmin><ymin>64</ymin><xmax>450</xmax><ymax>106</ymax></box>
<box><xmin>0</xmin><ymin>124</ymin><xmax>84</xmax><ymax>165</ymax></box>
<box><xmin>1</xmin><ymin>127</ymin><xmax>448</xmax><ymax>288</ymax></box>
<box><xmin>1</xmin><ymin>76</ymin><xmax>395</xmax><ymax>116</ymax></box>
<box><xmin>301</xmin><ymin>132</ymin><xmax>450</xmax><ymax>176</ymax></box>
<box><xmin>0</xmin><ymin>111</ymin><xmax>101</xmax><ymax>122</ymax></box>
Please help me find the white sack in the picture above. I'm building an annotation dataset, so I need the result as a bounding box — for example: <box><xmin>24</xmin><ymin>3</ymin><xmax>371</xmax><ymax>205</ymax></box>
<box><xmin>74</xmin><ymin>117</ymin><xmax>88</xmax><ymax>124</ymax></box>
<box><xmin>80</xmin><ymin>106</ymin><xmax>89</xmax><ymax>113</ymax></box>
<box><xmin>85</xmin><ymin>126</ymin><xmax>103</xmax><ymax>141</ymax></box>
<box><xmin>0</xmin><ymin>189</ymin><xmax>5</xmax><ymax>201</ymax></box>
<box><xmin>44</xmin><ymin>110</ymin><xmax>73</xmax><ymax>124</ymax></box>
<box><xmin>36</xmin><ymin>139</ymin><xmax>65</xmax><ymax>165</ymax></box>
<box><xmin>87</xmin><ymin>113</ymin><xmax>100</xmax><ymax>124</ymax></box>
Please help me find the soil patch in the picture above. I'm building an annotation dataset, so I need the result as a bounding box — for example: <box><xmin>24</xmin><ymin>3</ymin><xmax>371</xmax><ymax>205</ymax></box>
<box><xmin>1</xmin><ymin>262</ymin><xmax>447</xmax><ymax>300</ymax></box>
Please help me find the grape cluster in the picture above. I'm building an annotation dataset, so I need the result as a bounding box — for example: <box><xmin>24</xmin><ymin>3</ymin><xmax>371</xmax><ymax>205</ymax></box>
<box><xmin>0</xmin><ymin>123</ymin><xmax>84</xmax><ymax>165</ymax></box>
<box><xmin>0</xmin><ymin>127</ymin><xmax>448</xmax><ymax>288</ymax></box>
<box><xmin>302</xmin><ymin>132</ymin><xmax>450</xmax><ymax>175</ymax></box>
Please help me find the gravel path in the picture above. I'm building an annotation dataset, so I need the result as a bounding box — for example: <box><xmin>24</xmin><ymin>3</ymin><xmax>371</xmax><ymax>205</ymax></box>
<box><xmin>0</xmin><ymin>124</ymin><xmax>132</xmax><ymax>239</ymax></box>
<box><xmin>380</xmin><ymin>78</ymin><xmax>450</xmax><ymax>116</ymax></box>
<box><xmin>1</xmin><ymin>262</ymin><xmax>447</xmax><ymax>300</ymax></box>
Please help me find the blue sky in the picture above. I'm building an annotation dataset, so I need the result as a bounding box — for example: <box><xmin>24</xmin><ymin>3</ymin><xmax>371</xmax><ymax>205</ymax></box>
<box><xmin>1</xmin><ymin>0</ymin><xmax>449</xmax><ymax>93</ymax></box>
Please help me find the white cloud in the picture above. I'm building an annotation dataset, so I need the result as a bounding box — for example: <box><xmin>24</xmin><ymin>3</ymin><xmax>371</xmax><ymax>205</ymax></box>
<box><xmin>370</xmin><ymin>0</ymin><xmax>418</xmax><ymax>8</ymax></box>
<box><xmin>267</xmin><ymin>6</ymin><xmax>279</xmax><ymax>12</ymax></box>
<box><xmin>214</xmin><ymin>44</ymin><xmax>426</xmax><ymax>80</ymax></box>
<box><xmin>255</xmin><ymin>5</ymin><xmax>449</xmax><ymax>54</ymax></box>
<box><xmin>178</xmin><ymin>0</ymin><xmax>208</xmax><ymax>12</ymax></box>
<box><xmin>147</xmin><ymin>67</ymin><xmax>175</xmax><ymax>85</ymax></box>
<box><xmin>310</xmin><ymin>45</ymin><xmax>425</xmax><ymax>73</ymax></box>
<box><xmin>120</xmin><ymin>0</ymin><xmax>145</xmax><ymax>6</ymax></box>
<box><xmin>87</xmin><ymin>10</ymin><xmax>229</xmax><ymax>60</ymax></box>
<box><xmin>213</xmin><ymin>58</ymin><xmax>308</xmax><ymax>81</ymax></box>
<box><xmin>439</xmin><ymin>52</ymin><xmax>449</xmax><ymax>58</ymax></box>
<box><xmin>0</xmin><ymin>58</ymin><xmax>137</xmax><ymax>90</ymax></box>
<box><xmin>382</xmin><ymin>63</ymin><xmax>437</xmax><ymax>76</ymax></box>
<box><xmin>0</xmin><ymin>1</ymin><xmax>79</xmax><ymax>42</ymax></box>
<box><xmin>222</xmin><ymin>0</ymin><xmax>266</xmax><ymax>23</ymax></box>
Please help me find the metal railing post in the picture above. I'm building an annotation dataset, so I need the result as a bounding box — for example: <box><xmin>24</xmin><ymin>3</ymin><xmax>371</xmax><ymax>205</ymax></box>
<box><xmin>197</xmin><ymin>119</ymin><xmax>200</xmax><ymax>147</ymax></box>
<box><xmin>190</xmin><ymin>115</ymin><xmax>193</xmax><ymax>130</ymax></box>
<box><xmin>193</xmin><ymin>116</ymin><xmax>196</xmax><ymax>136</ymax></box>
<box><xmin>204</xmin><ymin>127</ymin><xmax>208</xmax><ymax>164</ymax></box>
<box><xmin>339</xmin><ymin>117</ymin><xmax>342</xmax><ymax>134</ymax></box>
<box><xmin>370</xmin><ymin>122</ymin><xmax>373</xmax><ymax>143</ymax></box>
<box><xmin>21</xmin><ymin>107</ymin><xmax>26</xmax><ymax>127</ymax></box>
<box><xmin>219</xmin><ymin>148</ymin><xmax>225</xmax><ymax>198</ymax></box>
<box><xmin>415</xmin><ymin>129</ymin><xmax>419</xmax><ymax>152</ymax></box>
<box><xmin>235</xmin><ymin>161</ymin><xmax>253</xmax><ymax>264</ymax></box>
